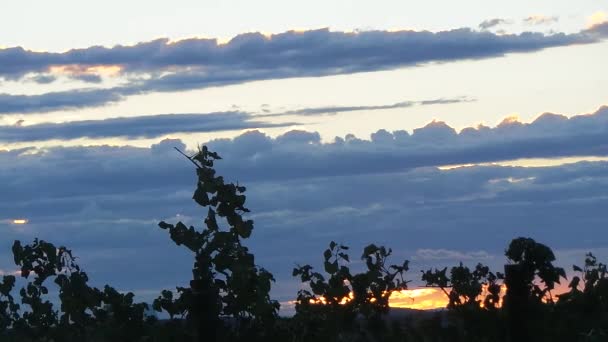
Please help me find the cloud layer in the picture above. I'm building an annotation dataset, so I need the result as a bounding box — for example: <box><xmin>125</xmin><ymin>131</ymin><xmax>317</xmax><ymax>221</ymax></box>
<box><xmin>1</xmin><ymin>26</ymin><xmax>604</xmax><ymax>114</ymax></box>
<box><xmin>2</xmin><ymin>127</ymin><xmax>608</xmax><ymax>304</ymax></box>
<box><xmin>0</xmin><ymin>88</ymin><xmax>128</xmax><ymax>114</ymax></box>
<box><xmin>0</xmin><ymin>112</ymin><xmax>296</xmax><ymax>142</ymax></box>
<box><xmin>1</xmin><ymin>28</ymin><xmax>594</xmax><ymax>79</ymax></box>
<box><xmin>0</xmin><ymin>97</ymin><xmax>472</xmax><ymax>142</ymax></box>
<box><xmin>202</xmin><ymin>106</ymin><xmax>608</xmax><ymax>180</ymax></box>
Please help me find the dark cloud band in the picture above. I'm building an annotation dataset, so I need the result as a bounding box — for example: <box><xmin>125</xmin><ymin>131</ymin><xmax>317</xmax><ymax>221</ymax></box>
<box><xmin>0</xmin><ymin>112</ymin><xmax>297</xmax><ymax>142</ymax></box>
<box><xmin>0</xmin><ymin>26</ymin><xmax>604</xmax><ymax>114</ymax></box>
<box><xmin>0</xmin><ymin>97</ymin><xmax>469</xmax><ymax>142</ymax></box>
<box><xmin>0</xmin><ymin>28</ymin><xmax>598</xmax><ymax>79</ymax></box>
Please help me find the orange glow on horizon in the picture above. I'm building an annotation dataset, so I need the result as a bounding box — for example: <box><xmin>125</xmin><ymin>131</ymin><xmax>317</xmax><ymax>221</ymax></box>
<box><xmin>294</xmin><ymin>283</ymin><xmax>571</xmax><ymax>312</ymax></box>
<box><xmin>302</xmin><ymin>288</ymin><xmax>449</xmax><ymax>310</ymax></box>
<box><xmin>389</xmin><ymin>288</ymin><xmax>449</xmax><ymax>310</ymax></box>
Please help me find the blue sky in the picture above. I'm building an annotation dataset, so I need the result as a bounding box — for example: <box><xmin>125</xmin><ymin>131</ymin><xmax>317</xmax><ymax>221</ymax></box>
<box><xmin>1</xmin><ymin>1</ymin><xmax>608</xmax><ymax>311</ymax></box>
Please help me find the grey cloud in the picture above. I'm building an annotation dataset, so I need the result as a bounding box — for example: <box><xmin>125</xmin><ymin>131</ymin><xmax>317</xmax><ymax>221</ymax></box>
<box><xmin>0</xmin><ymin>111</ymin><xmax>297</xmax><ymax>142</ymax></box>
<box><xmin>0</xmin><ymin>74</ymin><xmax>468</xmax><ymax>116</ymax></box>
<box><xmin>0</xmin><ymin>97</ymin><xmax>465</xmax><ymax>139</ymax></box>
<box><xmin>3</xmin><ymin>105</ymin><xmax>608</xmax><ymax>208</ymax></box>
<box><xmin>0</xmin><ymin>27</ymin><xmax>602</xmax><ymax>113</ymax></box>
<box><xmin>479</xmin><ymin>18</ymin><xmax>510</xmax><ymax>30</ymax></box>
<box><xmin>266</xmin><ymin>97</ymin><xmax>472</xmax><ymax>117</ymax></box>
<box><xmin>201</xmin><ymin>106</ymin><xmax>608</xmax><ymax>181</ymax></box>
<box><xmin>272</xmin><ymin>101</ymin><xmax>417</xmax><ymax>117</ymax></box>
<box><xmin>0</xmin><ymin>88</ymin><xmax>130</xmax><ymax>114</ymax></box>
<box><xmin>30</xmin><ymin>74</ymin><xmax>57</xmax><ymax>84</ymax></box>
<box><xmin>523</xmin><ymin>15</ymin><xmax>559</xmax><ymax>25</ymax></box>
<box><xmin>1</xmin><ymin>28</ymin><xmax>593</xmax><ymax>79</ymax></box>
<box><xmin>2</xmin><ymin>106</ymin><xmax>608</xmax><ymax>303</ymax></box>
<box><xmin>586</xmin><ymin>21</ymin><xmax>608</xmax><ymax>37</ymax></box>
<box><xmin>413</xmin><ymin>249</ymin><xmax>493</xmax><ymax>261</ymax></box>
<box><xmin>71</xmin><ymin>73</ymin><xmax>103</xmax><ymax>83</ymax></box>
<box><xmin>1</xmin><ymin>138</ymin><xmax>608</xmax><ymax>302</ymax></box>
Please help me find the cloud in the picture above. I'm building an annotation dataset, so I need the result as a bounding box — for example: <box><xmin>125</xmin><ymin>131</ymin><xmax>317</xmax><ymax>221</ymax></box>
<box><xmin>478</xmin><ymin>18</ymin><xmax>510</xmax><ymax>30</ymax></box>
<box><xmin>0</xmin><ymin>27</ymin><xmax>602</xmax><ymax>113</ymax></box>
<box><xmin>200</xmin><ymin>106</ymin><xmax>608</xmax><ymax>181</ymax></box>
<box><xmin>2</xmin><ymin>106</ymin><xmax>608</xmax><ymax>304</ymax></box>
<box><xmin>3</xmin><ymin>104</ymin><xmax>608</xmax><ymax>164</ymax></box>
<box><xmin>413</xmin><ymin>249</ymin><xmax>493</xmax><ymax>261</ymax></box>
<box><xmin>523</xmin><ymin>15</ymin><xmax>559</xmax><ymax>26</ymax></box>
<box><xmin>587</xmin><ymin>11</ymin><xmax>607</xmax><ymax>28</ymax></box>
<box><xmin>71</xmin><ymin>73</ymin><xmax>103</xmax><ymax>84</ymax></box>
<box><xmin>30</xmin><ymin>74</ymin><xmax>57</xmax><ymax>84</ymax></box>
<box><xmin>0</xmin><ymin>89</ymin><xmax>468</xmax><ymax>116</ymax></box>
<box><xmin>0</xmin><ymin>88</ymin><xmax>130</xmax><ymax>114</ymax></box>
<box><xmin>0</xmin><ymin>97</ymin><xmax>466</xmax><ymax>140</ymax></box>
<box><xmin>266</xmin><ymin>97</ymin><xmax>472</xmax><ymax>117</ymax></box>
<box><xmin>5</xmin><ymin>27</ymin><xmax>592</xmax><ymax>79</ymax></box>
<box><xmin>585</xmin><ymin>19</ymin><xmax>608</xmax><ymax>37</ymax></box>
<box><xmin>0</xmin><ymin>112</ymin><xmax>297</xmax><ymax>142</ymax></box>
<box><xmin>2</xmin><ymin>134</ymin><xmax>608</xmax><ymax>303</ymax></box>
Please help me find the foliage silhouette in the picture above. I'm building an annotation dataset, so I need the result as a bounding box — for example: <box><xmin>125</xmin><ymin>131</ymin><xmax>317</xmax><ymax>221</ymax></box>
<box><xmin>155</xmin><ymin>146</ymin><xmax>279</xmax><ymax>341</ymax></box>
<box><xmin>421</xmin><ymin>262</ymin><xmax>505</xmax><ymax>340</ymax></box>
<box><xmin>1</xmin><ymin>239</ymin><xmax>151</xmax><ymax>341</ymax></box>
<box><xmin>421</xmin><ymin>262</ymin><xmax>503</xmax><ymax>310</ymax></box>
<box><xmin>292</xmin><ymin>241</ymin><xmax>409</xmax><ymax>341</ymax></box>
<box><xmin>505</xmin><ymin>237</ymin><xmax>566</xmax><ymax>303</ymax></box>
<box><xmin>554</xmin><ymin>253</ymin><xmax>608</xmax><ymax>340</ymax></box>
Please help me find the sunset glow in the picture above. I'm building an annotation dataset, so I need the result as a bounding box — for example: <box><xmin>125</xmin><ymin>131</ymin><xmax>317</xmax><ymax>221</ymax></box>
<box><xmin>296</xmin><ymin>283</ymin><xmax>569</xmax><ymax>312</ymax></box>
<box><xmin>48</xmin><ymin>64</ymin><xmax>123</xmax><ymax>77</ymax></box>
<box><xmin>389</xmin><ymin>288</ymin><xmax>448</xmax><ymax>310</ymax></box>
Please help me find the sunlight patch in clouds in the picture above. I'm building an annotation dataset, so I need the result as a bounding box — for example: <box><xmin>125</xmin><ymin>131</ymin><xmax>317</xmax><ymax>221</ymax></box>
<box><xmin>49</xmin><ymin>64</ymin><xmax>123</xmax><ymax>77</ymax></box>
<box><xmin>587</xmin><ymin>11</ymin><xmax>607</xmax><ymax>28</ymax></box>
<box><xmin>438</xmin><ymin>156</ymin><xmax>608</xmax><ymax>170</ymax></box>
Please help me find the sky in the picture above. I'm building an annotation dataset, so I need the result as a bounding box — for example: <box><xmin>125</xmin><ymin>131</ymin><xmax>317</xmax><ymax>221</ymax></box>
<box><xmin>1</xmin><ymin>1</ymin><xmax>608</xmax><ymax>313</ymax></box>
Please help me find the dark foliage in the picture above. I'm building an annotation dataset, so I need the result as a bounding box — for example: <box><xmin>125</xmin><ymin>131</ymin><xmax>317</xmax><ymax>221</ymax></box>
<box><xmin>291</xmin><ymin>241</ymin><xmax>409</xmax><ymax>341</ymax></box>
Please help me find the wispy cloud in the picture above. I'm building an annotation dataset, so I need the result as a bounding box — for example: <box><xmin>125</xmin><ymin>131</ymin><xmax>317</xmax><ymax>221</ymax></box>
<box><xmin>0</xmin><ymin>112</ymin><xmax>297</xmax><ymax>142</ymax></box>
<box><xmin>413</xmin><ymin>249</ymin><xmax>493</xmax><ymax>261</ymax></box>
<box><xmin>523</xmin><ymin>15</ymin><xmax>559</xmax><ymax>25</ymax></box>
<box><xmin>0</xmin><ymin>97</ymin><xmax>470</xmax><ymax>142</ymax></box>
<box><xmin>264</xmin><ymin>97</ymin><xmax>473</xmax><ymax>117</ymax></box>
<box><xmin>0</xmin><ymin>88</ymin><xmax>130</xmax><ymax>114</ymax></box>
<box><xmin>478</xmin><ymin>18</ymin><xmax>511</xmax><ymax>30</ymax></box>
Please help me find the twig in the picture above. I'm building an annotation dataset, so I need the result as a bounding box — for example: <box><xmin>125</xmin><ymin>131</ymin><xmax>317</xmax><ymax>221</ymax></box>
<box><xmin>174</xmin><ymin>147</ymin><xmax>200</xmax><ymax>168</ymax></box>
